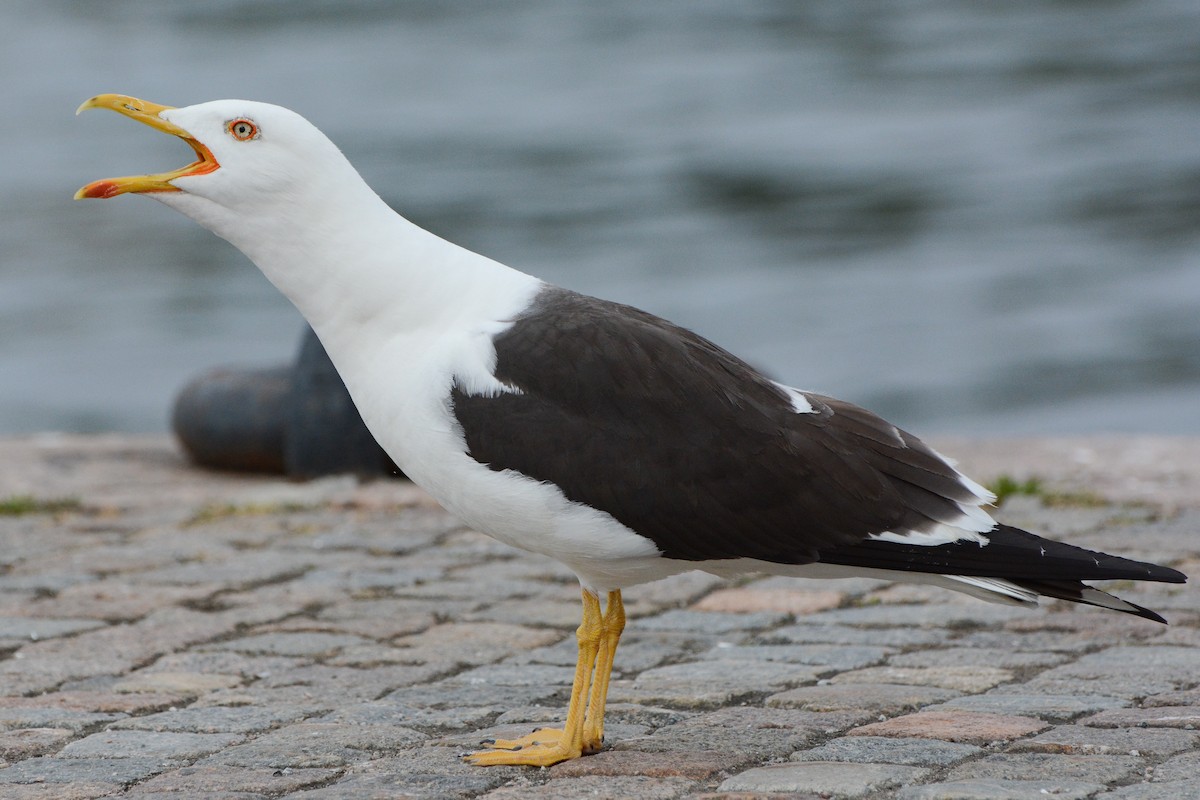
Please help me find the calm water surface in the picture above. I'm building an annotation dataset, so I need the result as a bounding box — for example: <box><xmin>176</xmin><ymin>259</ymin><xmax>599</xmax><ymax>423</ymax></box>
<box><xmin>2</xmin><ymin>0</ymin><xmax>1198</xmax><ymax>435</ymax></box>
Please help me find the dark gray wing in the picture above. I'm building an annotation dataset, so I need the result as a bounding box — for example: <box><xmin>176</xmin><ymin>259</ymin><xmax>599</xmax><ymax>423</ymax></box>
<box><xmin>451</xmin><ymin>287</ymin><xmax>985</xmax><ymax>564</ymax></box>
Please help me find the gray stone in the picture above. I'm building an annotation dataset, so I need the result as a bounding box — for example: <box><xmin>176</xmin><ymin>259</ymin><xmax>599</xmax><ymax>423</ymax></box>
<box><xmin>1100</xmin><ymin>782</ymin><xmax>1200</xmax><ymax>799</ymax></box>
<box><xmin>318</xmin><ymin>701</ymin><xmax>497</xmax><ymax>733</ymax></box>
<box><xmin>60</xmin><ymin>730</ymin><xmax>244</xmax><ymax>760</ymax></box>
<box><xmin>199</xmin><ymin>722</ymin><xmax>427</xmax><ymax>769</ymax></box>
<box><xmin>0</xmin><ymin>617</ymin><xmax>107</xmax><ymax>640</ymax></box>
<box><xmin>617</xmin><ymin>707</ymin><xmax>867</xmax><ymax>760</ymax></box>
<box><xmin>1148</xmin><ymin>749</ymin><xmax>1200</xmax><ymax>783</ymax></box>
<box><xmin>110</xmin><ymin>705</ymin><xmax>313</xmax><ymax>734</ymax></box>
<box><xmin>766</xmin><ymin>623</ymin><xmax>949</xmax><ymax>647</ymax></box>
<box><xmin>803</xmin><ymin>602</ymin><xmax>1027</xmax><ymax>627</ymax></box>
<box><xmin>448</xmin><ymin>663</ymin><xmax>578</xmax><ymax>688</ymax></box>
<box><xmin>768</xmin><ymin>682</ymin><xmax>961</xmax><ymax>714</ymax></box>
<box><xmin>702</xmin><ymin>643</ymin><xmax>892</xmax><ymax>670</ymax></box>
<box><xmin>792</xmin><ymin>735</ymin><xmax>981</xmax><ymax>767</ymax></box>
<box><xmin>384</xmin><ymin>680</ymin><xmax>564</xmax><ymax>711</ymax></box>
<box><xmin>0</xmin><ymin>756</ymin><xmax>171</xmax><ymax>785</ymax></box>
<box><xmin>929</xmin><ymin>693</ymin><xmax>1130</xmax><ymax>721</ymax></box>
<box><xmin>887</xmin><ymin>647</ymin><xmax>1069</xmax><ymax>670</ymax></box>
<box><xmin>616</xmin><ymin>659</ymin><xmax>819</xmax><ymax>708</ymax></box>
<box><xmin>284</xmin><ymin>749</ymin><xmax>518</xmax><ymax>799</ymax></box>
<box><xmin>898</xmin><ymin>778</ymin><xmax>1107</xmax><ymax>800</ymax></box>
<box><xmin>0</xmin><ymin>709</ymin><xmax>123</xmax><ymax>734</ymax></box>
<box><xmin>635</xmin><ymin>609</ymin><xmax>789</xmax><ymax>635</ymax></box>
<box><xmin>1011</xmin><ymin>725</ymin><xmax>1199</xmax><ymax>758</ymax></box>
<box><xmin>202</xmin><ymin>632</ymin><xmax>371</xmax><ymax>657</ymax></box>
<box><xmin>944</xmin><ymin>753</ymin><xmax>1141</xmax><ymax>784</ymax></box>
<box><xmin>480</xmin><ymin>775</ymin><xmax>696</xmax><ymax>800</ymax></box>
<box><xmin>720</xmin><ymin>761</ymin><xmax>930</xmax><ymax>796</ymax></box>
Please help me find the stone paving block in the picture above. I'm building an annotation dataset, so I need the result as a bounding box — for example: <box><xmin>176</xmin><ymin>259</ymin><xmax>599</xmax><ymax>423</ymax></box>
<box><xmin>0</xmin><ymin>783</ymin><xmax>124</xmax><ymax>800</ymax></box>
<box><xmin>123</xmin><ymin>791</ymin><xmax>267</xmax><ymax>799</ymax></box>
<box><xmin>314</xmin><ymin>597</ymin><xmax>451</xmax><ymax>638</ymax></box>
<box><xmin>0</xmin><ymin>756</ymin><xmax>172</xmax><ymax>785</ymax></box>
<box><xmin>449</xmin><ymin>662</ymin><xmax>578</xmax><ymax>688</ymax></box>
<box><xmin>462</xmin><ymin>596</ymin><xmax>586</xmax><ymax>628</ymax></box>
<box><xmin>767</xmin><ymin>623</ymin><xmax>949</xmax><ymax>647</ymax></box>
<box><xmin>1099</xmin><ymin>782</ymin><xmax>1200</xmax><ymax>800</ymax></box>
<box><xmin>60</xmin><ymin>730</ymin><xmax>244</xmax><ymax>760</ymax></box>
<box><xmin>995</xmin><ymin>674</ymin><xmax>1182</xmax><ymax>702</ymax></box>
<box><xmin>110</xmin><ymin>704</ymin><xmax>313</xmax><ymax>734</ymax></box>
<box><xmin>135</xmin><ymin>550</ymin><xmax>318</xmax><ymax>587</ymax></box>
<box><xmin>832</xmin><ymin>665</ymin><xmax>1014</xmax><ymax>693</ymax></box>
<box><xmin>18</xmin><ymin>582</ymin><xmax>224</xmax><ymax>624</ymax></box>
<box><xmin>549</xmin><ymin>748</ymin><xmax>745</xmax><ymax>780</ymax></box>
<box><xmin>1079</xmin><ymin>705</ymin><xmax>1200</xmax><ymax>729</ymax></box>
<box><xmin>620</xmin><ymin>571</ymin><xmax>726</xmax><ymax>614</ymax></box>
<box><xmin>202</xmin><ymin>632</ymin><xmax>372</xmax><ymax>658</ymax></box>
<box><xmin>480</xmin><ymin>775</ymin><xmax>696</xmax><ymax>799</ymax></box>
<box><xmin>0</xmin><ymin>617</ymin><xmax>107</xmax><ymax>640</ymax></box>
<box><xmin>0</xmin><ymin>691</ymin><xmax>178</xmax><ymax>715</ymax></box>
<box><xmin>719</xmin><ymin>761</ymin><xmax>930</xmax><ymax>796</ymax></box>
<box><xmin>284</xmin><ymin>749</ymin><xmax>518</xmax><ymax>799</ymax></box>
<box><xmin>886</xmin><ymin>647</ymin><xmax>1069</xmax><ymax>670</ymax></box>
<box><xmin>767</xmin><ymin>682</ymin><xmax>962</xmax><ymax>714</ymax></box>
<box><xmin>635</xmin><ymin>609</ymin><xmax>790</xmax><ymax>635</ymax></box>
<box><xmin>111</xmin><ymin>671</ymin><xmax>244</xmax><ymax>696</ymax></box>
<box><xmin>897</xmin><ymin>778</ymin><xmax>1106</xmax><ymax>800</ymax></box>
<box><xmin>849</xmin><ymin>711</ymin><xmax>1048</xmax><ymax>745</ymax></box>
<box><xmin>0</xmin><ymin>727</ymin><xmax>74</xmax><ymax>760</ymax></box>
<box><xmin>320</xmin><ymin>701</ymin><xmax>497</xmax><ymax>734</ymax></box>
<box><xmin>701</xmin><ymin>642</ymin><xmax>892</xmax><ymax>671</ymax></box>
<box><xmin>1142</xmin><ymin>688</ymin><xmax>1200</xmax><ymax>707</ymax></box>
<box><xmin>391</xmin><ymin>622</ymin><xmax>563</xmax><ymax>667</ymax></box>
<box><xmin>0</xmin><ymin>708</ymin><xmax>122</xmax><ymax>734</ymax></box>
<box><xmin>1150</xmin><ymin>749</ymin><xmax>1200</xmax><ymax>782</ymax></box>
<box><xmin>691</xmin><ymin>587</ymin><xmax>846</xmax><ymax>615</ymax></box>
<box><xmin>384</xmin><ymin>680</ymin><xmax>565</xmax><ymax>712</ymax></box>
<box><xmin>200</xmin><ymin>721</ymin><xmax>426</xmax><ymax>769</ymax></box>
<box><xmin>132</xmin><ymin>765</ymin><xmax>341</xmax><ymax>796</ymax></box>
<box><xmin>4</xmin><ymin>607</ymin><xmax>259</xmax><ymax>691</ymax></box>
<box><xmin>619</xmin><ymin>659</ymin><xmax>819</xmax><ymax>707</ymax></box>
<box><xmin>951</xmin><ymin>628</ymin><xmax>1148</xmax><ymax>655</ymax></box>
<box><xmin>617</xmin><ymin>707</ymin><xmax>869</xmax><ymax>760</ymax></box>
<box><xmin>803</xmin><ymin>602</ymin><xmax>1028</xmax><ymax>628</ymax></box>
<box><xmin>255</xmin><ymin>662</ymin><xmax>445</xmax><ymax>700</ymax></box>
<box><xmin>1010</xmin><ymin>724</ymin><xmax>1199</xmax><ymax>758</ymax></box>
<box><xmin>791</xmin><ymin>735</ymin><xmax>982</xmax><ymax>767</ymax></box>
<box><xmin>927</xmin><ymin>693</ymin><xmax>1130</xmax><ymax>722</ymax></box>
<box><xmin>943</xmin><ymin>752</ymin><xmax>1142</xmax><ymax>784</ymax></box>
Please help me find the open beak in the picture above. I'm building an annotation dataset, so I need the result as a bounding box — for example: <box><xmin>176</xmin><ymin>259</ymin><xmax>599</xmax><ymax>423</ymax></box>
<box><xmin>74</xmin><ymin>94</ymin><xmax>219</xmax><ymax>199</ymax></box>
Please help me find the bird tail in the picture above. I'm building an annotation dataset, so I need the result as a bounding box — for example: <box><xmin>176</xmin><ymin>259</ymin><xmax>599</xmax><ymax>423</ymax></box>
<box><xmin>818</xmin><ymin>524</ymin><xmax>1187</xmax><ymax>624</ymax></box>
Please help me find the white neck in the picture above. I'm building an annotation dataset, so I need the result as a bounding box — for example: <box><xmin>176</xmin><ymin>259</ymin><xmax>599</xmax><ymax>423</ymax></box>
<box><xmin>155</xmin><ymin>164</ymin><xmax>539</xmax><ymax>354</ymax></box>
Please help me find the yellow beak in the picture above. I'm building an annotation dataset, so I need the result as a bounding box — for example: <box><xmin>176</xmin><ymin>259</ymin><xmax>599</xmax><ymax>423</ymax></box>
<box><xmin>74</xmin><ymin>94</ymin><xmax>219</xmax><ymax>199</ymax></box>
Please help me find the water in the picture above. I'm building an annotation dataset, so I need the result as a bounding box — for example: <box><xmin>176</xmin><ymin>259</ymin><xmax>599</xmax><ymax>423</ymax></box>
<box><xmin>2</xmin><ymin>0</ymin><xmax>1198</xmax><ymax>436</ymax></box>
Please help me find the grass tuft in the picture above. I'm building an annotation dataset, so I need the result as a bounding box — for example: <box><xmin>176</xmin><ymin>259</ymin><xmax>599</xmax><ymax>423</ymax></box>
<box><xmin>0</xmin><ymin>495</ymin><xmax>82</xmax><ymax>516</ymax></box>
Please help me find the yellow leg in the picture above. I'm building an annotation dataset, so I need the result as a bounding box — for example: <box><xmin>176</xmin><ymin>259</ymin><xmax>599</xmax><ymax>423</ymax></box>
<box><xmin>466</xmin><ymin>588</ymin><xmax>603</xmax><ymax>767</ymax></box>
<box><xmin>583</xmin><ymin>590</ymin><xmax>624</xmax><ymax>752</ymax></box>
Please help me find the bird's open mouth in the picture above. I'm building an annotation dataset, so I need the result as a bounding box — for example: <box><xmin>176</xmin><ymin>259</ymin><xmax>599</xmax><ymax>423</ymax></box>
<box><xmin>74</xmin><ymin>94</ymin><xmax>219</xmax><ymax>199</ymax></box>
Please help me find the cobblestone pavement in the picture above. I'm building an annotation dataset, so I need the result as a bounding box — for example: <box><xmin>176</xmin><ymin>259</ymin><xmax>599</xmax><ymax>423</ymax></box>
<box><xmin>1</xmin><ymin>434</ymin><xmax>1197</xmax><ymax>800</ymax></box>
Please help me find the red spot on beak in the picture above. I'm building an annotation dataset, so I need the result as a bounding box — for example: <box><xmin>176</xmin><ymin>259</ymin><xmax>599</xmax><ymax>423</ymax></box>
<box><xmin>80</xmin><ymin>181</ymin><xmax>121</xmax><ymax>199</ymax></box>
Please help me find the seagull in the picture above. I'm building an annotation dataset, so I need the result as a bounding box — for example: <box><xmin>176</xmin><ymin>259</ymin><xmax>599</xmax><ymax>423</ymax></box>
<box><xmin>76</xmin><ymin>94</ymin><xmax>1187</xmax><ymax>767</ymax></box>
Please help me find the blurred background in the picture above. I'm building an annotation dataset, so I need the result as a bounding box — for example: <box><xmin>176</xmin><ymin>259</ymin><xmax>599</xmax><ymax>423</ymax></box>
<box><xmin>2</xmin><ymin>0</ymin><xmax>1198</xmax><ymax>436</ymax></box>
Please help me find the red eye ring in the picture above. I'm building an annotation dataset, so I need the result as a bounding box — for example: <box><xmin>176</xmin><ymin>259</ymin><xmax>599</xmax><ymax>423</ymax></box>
<box><xmin>227</xmin><ymin>118</ymin><xmax>259</xmax><ymax>141</ymax></box>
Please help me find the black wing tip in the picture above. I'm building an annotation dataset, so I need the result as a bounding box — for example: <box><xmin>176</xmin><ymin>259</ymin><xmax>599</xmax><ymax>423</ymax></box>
<box><xmin>1145</xmin><ymin>564</ymin><xmax>1188</xmax><ymax>585</ymax></box>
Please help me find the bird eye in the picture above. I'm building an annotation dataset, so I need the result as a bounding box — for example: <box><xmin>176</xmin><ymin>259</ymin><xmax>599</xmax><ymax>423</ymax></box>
<box><xmin>227</xmin><ymin>119</ymin><xmax>259</xmax><ymax>141</ymax></box>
